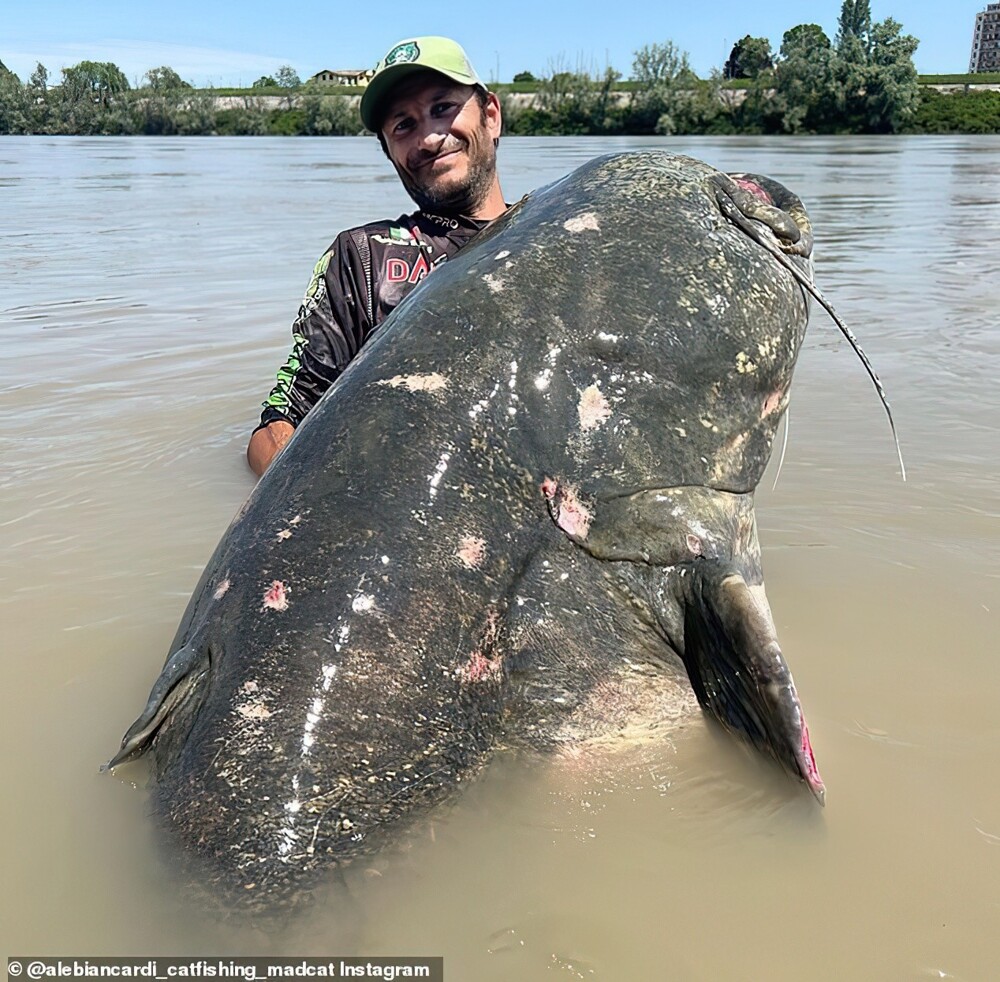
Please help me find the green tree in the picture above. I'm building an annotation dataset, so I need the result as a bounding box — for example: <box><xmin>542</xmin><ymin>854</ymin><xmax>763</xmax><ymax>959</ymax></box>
<box><xmin>724</xmin><ymin>35</ymin><xmax>774</xmax><ymax>79</ymax></box>
<box><xmin>143</xmin><ymin>66</ymin><xmax>190</xmax><ymax>90</ymax></box>
<box><xmin>0</xmin><ymin>65</ymin><xmax>28</xmax><ymax>133</ymax></box>
<box><xmin>301</xmin><ymin>91</ymin><xmax>357</xmax><ymax>134</ymax></box>
<box><xmin>512</xmin><ymin>70</ymin><xmax>537</xmax><ymax>83</ymax></box>
<box><xmin>61</xmin><ymin>60</ymin><xmax>130</xmax><ymax>107</ymax></box>
<box><xmin>24</xmin><ymin>63</ymin><xmax>53</xmax><ymax>131</ymax></box>
<box><xmin>837</xmin><ymin>0</ymin><xmax>873</xmax><ymax>54</ymax></box>
<box><xmin>628</xmin><ymin>40</ymin><xmax>695</xmax><ymax>133</ymax></box>
<box><xmin>534</xmin><ymin>65</ymin><xmax>623</xmax><ymax>134</ymax></box>
<box><xmin>275</xmin><ymin>65</ymin><xmax>301</xmax><ymax>88</ymax></box>
<box><xmin>834</xmin><ymin>0</ymin><xmax>919</xmax><ymax>132</ymax></box>
<box><xmin>252</xmin><ymin>75</ymin><xmax>277</xmax><ymax>89</ymax></box>
<box><xmin>765</xmin><ymin>23</ymin><xmax>838</xmax><ymax>132</ymax></box>
<box><xmin>28</xmin><ymin>62</ymin><xmax>48</xmax><ymax>92</ymax></box>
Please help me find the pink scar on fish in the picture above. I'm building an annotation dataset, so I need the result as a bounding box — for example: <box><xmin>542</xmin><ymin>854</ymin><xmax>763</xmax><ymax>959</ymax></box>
<box><xmin>686</xmin><ymin>534</ymin><xmax>703</xmax><ymax>556</ymax></box>
<box><xmin>457</xmin><ymin>535</ymin><xmax>487</xmax><ymax>569</ymax></box>
<box><xmin>733</xmin><ymin>177</ymin><xmax>773</xmax><ymax>204</ymax></box>
<box><xmin>800</xmin><ymin>717</ymin><xmax>825</xmax><ymax>801</ymax></box>
<box><xmin>457</xmin><ymin>650</ymin><xmax>502</xmax><ymax>683</ymax></box>
<box><xmin>762</xmin><ymin>389</ymin><xmax>784</xmax><ymax>417</ymax></box>
<box><xmin>578</xmin><ymin>384</ymin><xmax>612</xmax><ymax>431</ymax></box>
<box><xmin>457</xmin><ymin>610</ymin><xmax>503</xmax><ymax>683</ymax></box>
<box><xmin>541</xmin><ymin>478</ymin><xmax>593</xmax><ymax>540</ymax></box>
<box><xmin>213</xmin><ymin>578</ymin><xmax>231</xmax><ymax>600</ymax></box>
<box><xmin>262</xmin><ymin>580</ymin><xmax>289</xmax><ymax>612</ymax></box>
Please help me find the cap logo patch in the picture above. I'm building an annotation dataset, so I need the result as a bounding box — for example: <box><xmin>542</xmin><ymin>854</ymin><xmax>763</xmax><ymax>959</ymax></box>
<box><xmin>385</xmin><ymin>42</ymin><xmax>420</xmax><ymax>67</ymax></box>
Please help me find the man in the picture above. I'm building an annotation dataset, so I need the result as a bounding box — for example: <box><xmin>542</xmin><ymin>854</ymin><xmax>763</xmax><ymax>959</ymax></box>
<box><xmin>247</xmin><ymin>37</ymin><xmax>506</xmax><ymax>475</ymax></box>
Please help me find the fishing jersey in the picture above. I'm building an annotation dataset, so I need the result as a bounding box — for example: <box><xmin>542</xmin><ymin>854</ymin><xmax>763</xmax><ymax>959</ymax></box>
<box><xmin>258</xmin><ymin>210</ymin><xmax>491</xmax><ymax>430</ymax></box>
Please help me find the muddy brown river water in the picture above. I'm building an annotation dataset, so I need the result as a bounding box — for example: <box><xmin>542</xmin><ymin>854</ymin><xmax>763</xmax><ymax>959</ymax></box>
<box><xmin>2</xmin><ymin>134</ymin><xmax>998</xmax><ymax>979</ymax></box>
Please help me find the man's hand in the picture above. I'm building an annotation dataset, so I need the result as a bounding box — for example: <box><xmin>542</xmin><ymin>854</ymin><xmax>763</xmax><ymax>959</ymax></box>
<box><xmin>247</xmin><ymin>420</ymin><xmax>295</xmax><ymax>477</ymax></box>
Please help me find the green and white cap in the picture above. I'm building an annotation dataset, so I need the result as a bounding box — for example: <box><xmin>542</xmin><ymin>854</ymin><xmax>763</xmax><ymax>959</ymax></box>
<box><xmin>360</xmin><ymin>36</ymin><xmax>486</xmax><ymax>132</ymax></box>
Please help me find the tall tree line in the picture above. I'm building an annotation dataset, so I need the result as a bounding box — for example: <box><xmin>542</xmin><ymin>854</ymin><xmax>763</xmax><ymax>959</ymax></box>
<box><xmin>2</xmin><ymin>2</ymin><xmax>997</xmax><ymax>137</ymax></box>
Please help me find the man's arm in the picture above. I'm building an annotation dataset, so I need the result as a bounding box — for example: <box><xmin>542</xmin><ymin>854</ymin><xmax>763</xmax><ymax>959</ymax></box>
<box><xmin>247</xmin><ymin>420</ymin><xmax>295</xmax><ymax>476</ymax></box>
<box><xmin>246</xmin><ymin>233</ymin><xmax>373</xmax><ymax>477</ymax></box>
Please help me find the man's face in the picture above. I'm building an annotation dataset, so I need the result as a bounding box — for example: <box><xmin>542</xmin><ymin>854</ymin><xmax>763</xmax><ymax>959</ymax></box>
<box><xmin>380</xmin><ymin>71</ymin><xmax>501</xmax><ymax>216</ymax></box>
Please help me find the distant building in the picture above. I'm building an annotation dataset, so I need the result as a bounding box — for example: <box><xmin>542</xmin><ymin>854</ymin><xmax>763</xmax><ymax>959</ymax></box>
<box><xmin>969</xmin><ymin>3</ymin><xmax>1000</xmax><ymax>72</ymax></box>
<box><xmin>310</xmin><ymin>69</ymin><xmax>374</xmax><ymax>86</ymax></box>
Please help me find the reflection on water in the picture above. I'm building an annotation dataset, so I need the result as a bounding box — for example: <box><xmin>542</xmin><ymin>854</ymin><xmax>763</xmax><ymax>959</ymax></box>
<box><xmin>2</xmin><ymin>135</ymin><xmax>999</xmax><ymax>977</ymax></box>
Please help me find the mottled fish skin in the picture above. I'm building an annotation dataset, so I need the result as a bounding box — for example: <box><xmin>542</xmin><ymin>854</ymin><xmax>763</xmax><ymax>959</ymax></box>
<box><xmin>109</xmin><ymin>151</ymin><xmax>820</xmax><ymax>911</ymax></box>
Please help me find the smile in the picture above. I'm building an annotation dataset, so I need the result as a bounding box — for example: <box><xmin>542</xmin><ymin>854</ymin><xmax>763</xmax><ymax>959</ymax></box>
<box><xmin>414</xmin><ymin>148</ymin><xmax>462</xmax><ymax>172</ymax></box>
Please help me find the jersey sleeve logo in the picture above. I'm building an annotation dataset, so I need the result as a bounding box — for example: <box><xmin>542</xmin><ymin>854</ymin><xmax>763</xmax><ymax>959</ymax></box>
<box><xmin>301</xmin><ymin>250</ymin><xmax>333</xmax><ymax>315</ymax></box>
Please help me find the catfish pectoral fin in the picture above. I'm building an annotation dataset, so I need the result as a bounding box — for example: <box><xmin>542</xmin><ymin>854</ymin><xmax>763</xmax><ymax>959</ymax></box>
<box><xmin>673</xmin><ymin>559</ymin><xmax>825</xmax><ymax>805</ymax></box>
<box><xmin>103</xmin><ymin>643</ymin><xmax>209</xmax><ymax>771</ymax></box>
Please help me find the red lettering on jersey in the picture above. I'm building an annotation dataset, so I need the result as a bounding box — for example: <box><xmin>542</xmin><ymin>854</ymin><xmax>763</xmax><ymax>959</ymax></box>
<box><xmin>387</xmin><ymin>258</ymin><xmax>409</xmax><ymax>282</ymax></box>
<box><xmin>408</xmin><ymin>253</ymin><xmax>431</xmax><ymax>283</ymax></box>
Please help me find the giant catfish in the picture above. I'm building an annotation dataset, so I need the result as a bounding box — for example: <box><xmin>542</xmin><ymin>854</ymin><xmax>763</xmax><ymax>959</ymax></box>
<box><xmin>109</xmin><ymin>150</ymin><xmax>830</xmax><ymax>910</ymax></box>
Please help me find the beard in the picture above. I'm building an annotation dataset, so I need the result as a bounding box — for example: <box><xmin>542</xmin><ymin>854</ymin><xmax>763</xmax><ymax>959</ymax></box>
<box><xmin>394</xmin><ymin>119</ymin><xmax>497</xmax><ymax>217</ymax></box>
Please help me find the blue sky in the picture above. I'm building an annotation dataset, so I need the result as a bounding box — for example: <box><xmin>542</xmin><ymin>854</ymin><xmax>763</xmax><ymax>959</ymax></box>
<box><xmin>2</xmin><ymin>0</ymin><xmax>984</xmax><ymax>86</ymax></box>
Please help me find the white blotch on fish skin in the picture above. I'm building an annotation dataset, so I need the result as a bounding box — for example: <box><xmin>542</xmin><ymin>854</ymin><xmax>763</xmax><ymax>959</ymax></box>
<box><xmin>428</xmin><ymin>451</ymin><xmax>451</xmax><ymax>499</ymax></box>
<box><xmin>505</xmin><ymin>361</ymin><xmax>519</xmax><ymax>416</ymax></box>
<box><xmin>277</xmin><ymin>775</ymin><xmax>302</xmax><ymax>855</ymax></box>
<box><xmin>597</xmin><ymin>332</ymin><xmax>620</xmax><ymax>342</ymax></box>
<box><xmin>564</xmin><ymin>212</ymin><xmax>600</xmax><ymax>233</ymax></box>
<box><xmin>376</xmin><ymin>373</ymin><xmax>448</xmax><ymax>393</ymax></box>
<box><xmin>735</xmin><ymin>351</ymin><xmax>758</xmax><ymax>374</ymax></box>
<box><xmin>578</xmin><ymin>384</ymin><xmax>613</xmax><ymax>431</ymax></box>
<box><xmin>705</xmin><ymin>293</ymin><xmax>730</xmax><ymax>317</ymax></box>
<box><xmin>468</xmin><ymin>381</ymin><xmax>501</xmax><ymax>420</ymax></box>
<box><xmin>483</xmin><ymin>273</ymin><xmax>504</xmax><ymax>293</ymax></box>
<box><xmin>457</xmin><ymin>536</ymin><xmax>486</xmax><ymax>569</ymax></box>
<box><xmin>535</xmin><ymin>369</ymin><xmax>553</xmax><ymax>391</ymax></box>
<box><xmin>546</xmin><ymin>345</ymin><xmax>562</xmax><ymax>367</ymax></box>
<box><xmin>351</xmin><ymin>593</ymin><xmax>376</xmax><ymax>614</ymax></box>
<box><xmin>213</xmin><ymin>578</ymin><xmax>230</xmax><ymax>600</ymax></box>
<box><xmin>334</xmin><ymin>624</ymin><xmax>350</xmax><ymax>653</ymax></box>
<box><xmin>757</xmin><ymin>336</ymin><xmax>779</xmax><ymax>359</ymax></box>
<box><xmin>238</xmin><ymin>702</ymin><xmax>270</xmax><ymax>721</ymax></box>
<box><xmin>494</xmin><ymin>250</ymin><xmax>510</xmax><ymax>260</ymax></box>
<box><xmin>381</xmin><ymin>555</ymin><xmax>390</xmax><ymax>565</ymax></box>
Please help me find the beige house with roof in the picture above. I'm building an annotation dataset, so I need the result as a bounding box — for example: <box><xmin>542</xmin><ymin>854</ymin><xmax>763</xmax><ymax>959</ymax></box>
<box><xmin>309</xmin><ymin>69</ymin><xmax>374</xmax><ymax>86</ymax></box>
